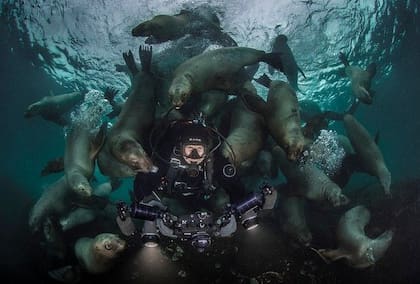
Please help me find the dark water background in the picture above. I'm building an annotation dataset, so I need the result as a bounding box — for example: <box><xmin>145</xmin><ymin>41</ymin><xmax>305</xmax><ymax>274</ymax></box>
<box><xmin>1</xmin><ymin>2</ymin><xmax>420</xmax><ymax>283</ymax></box>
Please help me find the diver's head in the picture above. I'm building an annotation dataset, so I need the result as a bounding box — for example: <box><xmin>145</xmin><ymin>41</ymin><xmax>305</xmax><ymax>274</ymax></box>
<box><xmin>179</xmin><ymin>122</ymin><xmax>211</xmax><ymax>165</ymax></box>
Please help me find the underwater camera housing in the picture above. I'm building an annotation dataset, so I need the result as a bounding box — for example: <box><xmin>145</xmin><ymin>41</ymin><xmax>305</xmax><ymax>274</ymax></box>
<box><xmin>115</xmin><ymin>183</ymin><xmax>276</xmax><ymax>251</ymax></box>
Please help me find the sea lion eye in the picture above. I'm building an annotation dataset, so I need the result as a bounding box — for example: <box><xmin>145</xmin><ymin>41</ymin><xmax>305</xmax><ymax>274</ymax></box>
<box><xmin>104</xmin><ymin>241</ymin><xmax>113</xmax><ymax>250</ymax></box>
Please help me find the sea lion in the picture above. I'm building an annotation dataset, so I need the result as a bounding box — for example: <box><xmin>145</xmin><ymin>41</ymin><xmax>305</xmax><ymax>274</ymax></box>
<box><xmin>132</xmin><ymin>11</ymin><xmax>191</xmax><ymax>43</ymax></box>
<box><xmin>168</xmin><ymin>47</ymin><xmax>283</xmax><ymax>108</ymax></box>
<box><xmin>24</xmin><ymin>91</ymin><xmax>84</xmax><ymax>125</ymax></box>
<box><xmin>221</xmin><ymin>97</ymin><xmax>267</xmax><ymax>171</ymax></box>
<box><xmin>197</xmin><ymin>90</ymin><xmax>229</xmax><ymax>121</ymax></box>
<box><xmin>64</xmin><ymin>122</ymin><xmax>106</xmax><ymax>197</ymax></box>
<box><xmin>339</xmin><ymin>52</ymin><xmax>376</xmax><ymax>104</ymax></box>
<box><xmin>59</xmin><ymin>181</ymin><xmax>113</xmax><ymax>231</ymax></box>
<box><xmin>106</xmin><ymin>46</ymin><xmax>156</xmax><ymax>173</ymax></box>
<box><xmin>97</xmin><ymin>143</ymin><xmax>137</xmax><ymax>178</ymax></box>
<box><xmin>41</xmin><ymin>156</ymin><xmax>64</xmax><ymax>176</ymax></box>
<box><xmin>317</xmin><ymin>205</ymin><xmax>393</xmax><ymax>268</ymax></box>
<box><xmin>269</xmin><ymin>34</ymin><xmax>306</xmax><ymax>91</ymax></box>
<box><xmin>243</xmin><ymin>77</ymin><xmax>305</xmax><ymax>161</ymax></box>
<box><xmin>343</xmin><ymin>114</ymin><xmax>391</xmax><ymax>195</ymax></box>
<box><xmin>28</xmin><ymin>176</ymin><xmax>110</xmax><ymax>232</ymax></box>
<box><xmin>74</xmin><ymin>233</ymin><xmax>126</xmax><ymax>274</ymax></box>
<box><xmin>298</xmin><ymin>163</ymin><xmax>350</xmax><ymax>207</ymax></box>
<box><xmin>272</xmin><ymin>145</ymin><xmax>349</xmax><ymax>207</ymax></box>
<box><xmin>29</xmin><ymin>176</ymin><xmax>75</xmax><ymax>232</ymax></box>
<box><xmin>278</xmin><ymin>194</ymin><xmax>312</xmax><ymax>246</ymax></box>
<box><xmin>131</xmin><ymin>7</ymin><xmax>237</xmax><ymax>116</ymax></box>
<box><xmin>132</xmin><ymin>5</ymin><xmax>235</xmax><ymax>46</ymax></box>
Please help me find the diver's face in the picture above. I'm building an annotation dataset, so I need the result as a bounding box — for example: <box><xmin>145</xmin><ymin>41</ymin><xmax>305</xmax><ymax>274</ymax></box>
<box><xmin>182</xmin><ymin>144</ymin><xmax>206</xmax><ymax>164</ymax></box>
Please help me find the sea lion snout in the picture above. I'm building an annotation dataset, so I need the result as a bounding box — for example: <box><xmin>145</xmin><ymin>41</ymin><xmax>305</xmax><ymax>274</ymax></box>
<box><xmin>132</xmin><ymin>21</ymin><xmax>152</xmax><ymax>37</ymax></box>
<box><xmin>169</xmin><ymin>88</ymin><xmax>189</xmax><ymax>108</ymax></box>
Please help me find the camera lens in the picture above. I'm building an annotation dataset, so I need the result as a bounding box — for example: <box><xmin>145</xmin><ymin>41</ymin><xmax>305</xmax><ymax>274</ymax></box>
<box><xmin>191</xmin><ymin>233</ymin><xmax>211</xmax><ymax>253</ymax></box>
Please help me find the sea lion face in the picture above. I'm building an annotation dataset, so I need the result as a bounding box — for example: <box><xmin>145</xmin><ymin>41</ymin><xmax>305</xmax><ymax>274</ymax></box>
<box><xmin>168</xmin><ymin>74</ymin><xmax>193</xmax><ymax>108</ymax></box>
<box><xmin>283</xmin><ymin>127</ymin><xmax>305</xmax><ymax>161</ymax></box>
<box><xmin>327</xmin><ymin>187</ymin><xmax>350</xmax><ymax>207</ymax></box>
<box><xmin>132</xmin><ymin>15</ymin><xmax>183</xmax><ymax>43</ymax></box>
<box><xmin>94</xmin><ymin>233</ymin><xmax>126</xmax><ymax>259</ymax></box>
<box><xmin>113</xmin><ymin>140</ymin><xmax>155</xmax><ymax>173</ymax></box>
<box><xmin>24</xmin><ymin>102</ymin><xmax>42</xmax><ymax>117</ymax></box>
<box><xmin>72</xmin><ymin>180</ymin><xmax>93</xmax><ymax>197</ymax></box>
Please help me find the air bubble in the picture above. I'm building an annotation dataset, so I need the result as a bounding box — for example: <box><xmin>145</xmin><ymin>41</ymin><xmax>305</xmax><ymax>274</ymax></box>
<box><xmin>299</xmin><ymin>129</ymin><xmax>345</xmax><ymax>176</ymax></box>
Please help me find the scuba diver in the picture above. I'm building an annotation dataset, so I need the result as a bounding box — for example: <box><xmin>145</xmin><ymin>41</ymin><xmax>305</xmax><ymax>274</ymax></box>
<box><xmin>116</xmin><ymin>113</ymin><xmax>277</xmax><ymax>252</ymax></box>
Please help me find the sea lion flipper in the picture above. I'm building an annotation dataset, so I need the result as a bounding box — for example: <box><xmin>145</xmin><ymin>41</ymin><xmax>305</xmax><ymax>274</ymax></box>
<box><xmin>366</xmin><ymin>63</ymin><xmax>377</xmax><ymax>78</ymax></box>
<box><xmin>103</xmin><ymin>87</ymin><xmax>118</xmax><ymax>103</ymax></box>
<box><xmin>123</xmin><ymin>50</ymin><xmax>139</xmax><ymax>76</ymax></box>
<box><xmin>254</xmin><ymin>73</ymin><xmax>272</xmax><ymax>88</ymax></box>
<box><xmin>261</xmin><ymin>52</ymin><xmax>284</xmax><ymax>72</ymax></box>
<box><xmin>339</xmin><ymin>52</ymin><xmax>350</xmax><ymax>67</ymax></box>
<box><xmin>374</xmin><ymin>131</ymin><xmax>380</xmax><ymax>145</ymax></box>
<box><xmin>298</xmin><ymin>66</ymin><xmax>307</xmax><ymax>79</ymax></box>
<box><xmin>89</xmin><ymin>123</ymin><xmax>107</xmax><ymax>160</ymax></box>
<box><xmin>139</xmin><ymin>45</ymin><xmax>152</xmax><ymax>73</ymax></box>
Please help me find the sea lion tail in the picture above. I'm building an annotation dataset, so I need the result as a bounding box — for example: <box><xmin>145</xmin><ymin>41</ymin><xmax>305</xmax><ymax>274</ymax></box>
<box><xmin>261</xmin><ymin>52</ymin><xmax>284</xmax><ymax>72</ymax></box>
<box><xmin>254</xmin><ymin>73</ymin><xmax>272</xmax><ymax>88</ymax></box>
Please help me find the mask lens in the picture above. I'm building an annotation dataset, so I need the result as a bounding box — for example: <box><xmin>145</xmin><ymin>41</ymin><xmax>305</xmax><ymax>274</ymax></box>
<box><xmin>183</xmin><ymin>144</ymin><xmax>205</xmax><ymax>159</ymax></box>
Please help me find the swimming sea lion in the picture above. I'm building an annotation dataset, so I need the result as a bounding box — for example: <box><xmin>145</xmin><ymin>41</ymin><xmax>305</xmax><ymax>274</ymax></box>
<box><xmin>74</xmin><ymin>233</ymin><xmax>126</xmax><ymax>274</ymax></box>
<box><xmin>132</xmin><ymin>5</ymin><xmax>235</xmax><ymax>46</ymax></box>
<box><xmin>243</xmin><ymin>78</ymin><xmax>304</xmax><ymax>161</ymax></box>
<box><xmin>343</xmin><ymin>114</ymin><xmax>391</xmax><ymax>195</ymax></box>
<box><xmin>106</xmin><ymin>46</ymin><xmax>156</xmax><ymax>173</ymax></box>
<box><xmin>168</xmin><ymin>47</ymin><xmax>283</xmax><ymax>108</ymax></box>
<box><xmin>339</xmin><ymin>52</ymin><xmax>376</xmax><ymax>104</ymax></box>
<box><xmin>221</xmin><ymin>97</ymin><xmax>267</xmax><ymax>171</ymax></box>
<box><xmin>298</xmin><ymin>163</ymin><xmax>350</xmax><ymax>207</ymax></box>
<box><xmin>64</xmin><ymin>123</ymin><xmax>106</xmax><ymax>197</ymax></box>
<box><xmin>59</xmin><ymin>181</ymin><xmax>113</xmax><ymax>231</ymax></box>
<box><xmin>317</xmin><ymin>205</ymin><xmax>393</xmax><ymax>268</ymax></box>
<box><xmin>272</xmin><ymin>145</ymin><xmax>349</xmax><ymax>207</ymax></box>
<box><xmin>279</xmin><ymin>194</ymin><xmax>312</xmax><ymax>246</ymax></box>
<box><xmin>28</xmin><ymin>175</ymin><xmax>110</xmax><ymax>233</ymax></box>
<box><xmin>269</xmin><ymin>34</ymin><xmax>306</xmax><ymax>91</ymax></box>
<box><xmin>24</xmin><ymin>91</ymin><xmax>84</xmax><ymax>125</ymax></box>
<box><xmin>132</xmin><ymin>11</ymin><xmax>192</xmax><ymax>43</ymax></box>
<box><xmin>29</xmin><ymin>176</ymin><xmax>74</xmax><ymax>232</ymax></box>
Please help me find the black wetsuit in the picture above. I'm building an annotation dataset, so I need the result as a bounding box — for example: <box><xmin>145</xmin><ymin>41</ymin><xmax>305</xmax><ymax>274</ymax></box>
<box><xmin>133</xmin><ymin>121</ymin><xmax>246</xmax><ymax>208</ymax></box>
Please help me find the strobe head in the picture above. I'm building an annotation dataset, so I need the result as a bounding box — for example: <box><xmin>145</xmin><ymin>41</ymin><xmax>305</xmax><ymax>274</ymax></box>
<box><xmin>141</xmin><ymin>220</ymin><xmax>160</xmax><ymax>248</ymax></box>
<box><xmin>241</xmin><ymin>209</ymin><xmax>259</xmax><ymax>230</ymax></box>
<box><xmin>191</xmin><ymin>232</ymin><xmax>211</xmax><ymax>253</ymax></box>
